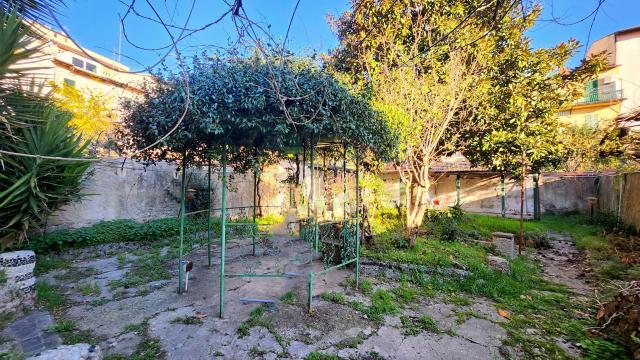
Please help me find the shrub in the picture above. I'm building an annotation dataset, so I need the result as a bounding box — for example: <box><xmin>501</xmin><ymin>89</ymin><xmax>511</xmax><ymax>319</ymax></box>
<box><xmin>26</xmin><ymin>216</ymin><xmax>217</xmax><ymax>254</ymax></box>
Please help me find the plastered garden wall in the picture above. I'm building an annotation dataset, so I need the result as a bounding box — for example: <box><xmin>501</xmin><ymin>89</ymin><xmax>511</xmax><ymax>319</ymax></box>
<box><xmin>380</xmin><ymin>172</ymin><xmax>598</xmax><ymax>218</ymax></box>
<box><xmin>598</xmin><ymin>172</ymin><xmax>640</xmax><ymax>232</ymax></box>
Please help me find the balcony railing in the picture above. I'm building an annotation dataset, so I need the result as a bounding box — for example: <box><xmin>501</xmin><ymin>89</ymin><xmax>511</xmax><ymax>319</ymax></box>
<box><xmin>576</xmin><ymin>89</ymin><xmax>624</xmax><ymax>105</ymax></box>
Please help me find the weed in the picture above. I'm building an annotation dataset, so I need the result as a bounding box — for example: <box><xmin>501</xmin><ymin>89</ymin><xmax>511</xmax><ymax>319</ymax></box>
<box><xmin>237</xmin><ymin>306</ymin><xmax>270</xmax><ymax>337</ymax></box>
<box><xmin>34</xmin><ymin>257</ymin><xmax>72</xmax><ymax>276</ymax></box>
<box><xmin>53</xmin><ymin>267</ymin><xmax>97</xmax><ymax>282</ymax></box>
<box><xmin>443</xmin><ymin>293</ymin><xmax>471</xmax><ymax>306</ymax></box>
<box><xmin>48</xmin><ymin>321</ymin><xmax>76</xmax><ymax>333</ymax></box>
<box><xmin>48</xmin><ymin>320</ymin><xmax>97</xmax><ymax>345</ymax></box>
<box><xmin>248</xmin><ymin>346</ymin><xmax>269</xmax><ymax>357</ymax></box>
<box><xmin>76</xmin><ymin>282</ymin><xmax>101</xmax><ymax>296</ymax></box>
<box><xmin>279</xmin><ymin>291</ymin><xmax>296</xmax><ymax>304</ymax></box>
<box><xmin>335</xmin><ymin>336</ymin><xmax>363</xmax><ymax>349</ymax></box>
<box><xmin>391</xmin><ymin>285</ymin><xmax>418</xmax><ymax>304</ymax></box>
<box><xmin>304</xmin><ymin>352</ymin><xmax>341</xmax><ymax>360</ymax></box>
<box><xmin>321</xmin><ymin>291</ymin><xmax>348</xmax><ymax>305</ymax></box>
<box><xmin>130</xmin><ymin>338</ymin><xmax>164</xmax><ymax>360</ymax></box>
<box><xmin>108</xmin><ymin>253</ymin><xmax>170</xmax><ymax>289</ymax></box>
<box><xmin>400</xmin><ymin>315</ymin><xmax>439</xmax><ymax>336</ymax></box>
<box><xmin>124</xmin><ymin>321</ymin><xmax>148</xmax><ymax>334</ymax></box>
<box><xmin>35</xmin><ymin>282</ymin><xmax>65</xmax><ymax>310</ymax></box>
<box><xmin>117</xmin><ymin>253</ymin><xmax>128</xmax><ymax>268</ymax></box>
<box><xmin>170</xmin><ymin>316</ymin><xmax>203</xmax><ymax>325</ymax></box>
<box><xmin>0</xmin><ymin>269</ymin><xmax>6</xmax><ymax>286</ymax></box>
<box><xmin>0</xmin><ymin>347</ymin><xmax>24</xmax><ymax>360</ymax></box>
<box><xmin>341</xmin><ymin>276</ymin><xmax>373</xmax><ymax>295</ymax></box>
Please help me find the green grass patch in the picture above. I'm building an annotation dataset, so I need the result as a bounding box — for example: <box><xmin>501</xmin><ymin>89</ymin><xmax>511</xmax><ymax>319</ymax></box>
<box><xmin>108</xmin><ymin>252</ymin><xmax>170</xmax><ymax>290</ymax></box>
<box><xmin>321</xmin><ymin>291</ymin><xmax>348</xmax><ymax>305</ymax></box>
<box><xmin>304</xmin><ymin>352</ymin><xmax>341</xmax><ymax>360</ymax></box>
<box><xmin>279</xmin><ymin>291</ymin><xmax>296</xmax><ymax>304</ymax></box>
<box><xmin>400</xmin><ymin>315</ymin><xmax>439</xmax><ymax>335</ymax></box>
<box><xmin>36</xmin><ymin>281</ymin><xmax>66</xmax><ymax>310</ymax></box>
<box><xmin>363</xmin><ymin>237</ymin><xmax>487</xmax><ymax>271</ymax></box>
<box><xmin>34</xmin><ymin>256</ymin><xmax>72</xmax><ymax>276</ymax></box>
<box><xmin>76</xmin><ymin>282</ymin><xmax>101</xmax><ymax>296</ymax></box>
<box><xmin>48</xmin><ymin>320</ymin><xmax>97</xmax><ymax>345</ymax></box>
<box><xmin>124</xmin><ymin>320</ymin><xmax>148</xmax><ymax>334</ymax></box>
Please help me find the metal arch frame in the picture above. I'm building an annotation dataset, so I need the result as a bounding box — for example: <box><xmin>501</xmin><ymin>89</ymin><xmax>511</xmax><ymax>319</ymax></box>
<box><xmin>306</xmin><ymin>142</ymin><xmax>361</xmax><ymax>313</ymax></box>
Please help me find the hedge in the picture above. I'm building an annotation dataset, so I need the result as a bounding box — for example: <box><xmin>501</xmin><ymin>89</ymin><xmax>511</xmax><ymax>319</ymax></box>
<box><xmin>26</xmin><ymin>216</ymin><xmax>220</xmax><ymax>254</ymax></box>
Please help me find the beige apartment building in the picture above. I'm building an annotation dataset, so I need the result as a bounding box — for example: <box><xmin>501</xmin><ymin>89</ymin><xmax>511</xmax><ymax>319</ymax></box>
<box><xmin>558</xmin><ymin>25</ymin><xmax>640</xmax><ymax>128</ymax></box>
<box><xmin>23</xmin><ymin>22</ymin><xmax>150</xmax><ymax>119</ymax></box>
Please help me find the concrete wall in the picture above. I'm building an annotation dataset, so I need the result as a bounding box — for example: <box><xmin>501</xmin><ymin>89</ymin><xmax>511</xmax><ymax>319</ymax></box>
<box><xmin>51</xmin><ymin>158</ymin><xmax>637</xmax><ymax>231</ymax></box>
<box><xmin>598</xmin><ymin>172</ymin><xmax>640</xmax><ymax>232</ymax></box>
<box><xmin>47</xmin><ymin>158</ymin><xmax>293</xmax><ymax>231</ymax></box>
<box><xmin>47</xmin><ymin>158</ymin><xmax>346</xmax><ymax>231</ymax></box>
<box><xmin>379</xmin><ymin>172</ymin><xmax>598</xmax><ymax>218</ymax></box>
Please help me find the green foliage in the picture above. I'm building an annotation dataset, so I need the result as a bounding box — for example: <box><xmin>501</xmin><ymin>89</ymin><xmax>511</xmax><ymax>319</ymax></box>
<box><xmin>35</xmin><ymin>281</ymin><xmax>65</xmax><ymax>310</ymax></box>
<box><xmin>365</xmin><ymin>213</ymin><xmax>634</xmax><ymax>358</ymax></box>
<box><xmin>76</xmin><ymin>282</ymin><xmax>100</xmax><ymax>296</ymax></box>
<box><xmin>108</xmin><ymin>252</ymin><xmax>170</xmax><ymax>290</ymax></box>
<box><xmin>365</xmin><ymin>289</ymin><xmax>399</xmax><ymax>322</ymax></box>
<box><xmin>581</xmin><ymin>339</ymin><xmax>631</xmax><ymax>360</ymax></box>
<box><xmin>0</xmin><ymin>90</ymin><xmax>90</xmax><ymax>249</ymax></box>
<box><xmin>321</xmin><ymin>291</ymin><xmax>348</xmax><ymax>305</ymax></box>
<box><xmin>237</xmin><ymin>305</ymin><xmax>273</xmax><ymax>338</ymax></box>
<box><xmin>400</xmin><ymin>315</ymin><xmax>439</xmax><ymax>336</ymax></box>
<box><xmin>0</xmin><ymin>8</ymin><xmax>91</xmax><ymax>250</ymax></box>
<box><xmin>124</xmin><ymin>321</ymin><xmax>148</xmax><ymax>334</ymax></box>
<box><xmin>33</xmin><ymin>256</ymin><xmax>72</xmax><ymax>275</ymax></box>
<box><xmin>0</xmin><ymin>269</ymin><xmax>6</xmax><ymax>286</ymax></box>
<box><xmin>279</xmin><ymin>291</ymin><xmax>296</xmax><ymax>304</ymax></box>
<box><xmin>461</xmin><ymin>8</ymin><xmax>605</xmax><ymax>178</ymax></box>
<box><xmin>26</xmin><ymin>216</ymin><xmax>216</xmax><ymax>253</ymax></box>
<box><xmin>117</xmin><ymin>53</ymin><xmax>396</xmax><ymax>172</ymax></box>
<box><xmin>304</xmin><ymin>352</ymin><xmax>341</xmax><ymax>360</ymax></box>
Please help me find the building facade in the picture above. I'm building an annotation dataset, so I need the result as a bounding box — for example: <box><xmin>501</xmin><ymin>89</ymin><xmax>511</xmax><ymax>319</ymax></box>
<box><xmin>558</xmin><ymin>25</ymin><xmax>640</xmax><ymax>128</ymax></box>
<box><xmin>23</xmin><ymin>22</ymin><xmax>150</xmax><ymax>119</ymax></box>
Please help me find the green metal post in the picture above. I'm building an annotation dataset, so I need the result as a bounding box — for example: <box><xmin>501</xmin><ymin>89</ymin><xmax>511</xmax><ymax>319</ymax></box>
<box><xmin>343</xmin><ymin>145</ymin><xmax>347</xmax><ymax>220</ymax></box>
<box><xmin>533</xmin><ymin>173</ymin><xmax>540</xmax><ymax>220</ymax></box>
<box><xmin>501</xmin><ymin>174</ymin><xmax>506</xmax><ymax>217</ymax></box>
<box><xmin>355</xmin><ymin>155</ymin><xmax>360</xmax><ymax>288</ymax></box>
<box><xmin>252</xmin><ymin>167</ymin><xmax>257</xmax><ymax>256</ymax></box>
<box><xmin>219</xmin><ymin>145</ymin><xmax>228</xmax><ymax>318</ymax></box>
<box><xmin>308</xmin><ymin>271</ymin><xmax>313</xmax><ymax>313</ymax></box>
<box><xmin>178</xmin><ymin>152</ymin><xmax>187</xmax><ymax>293</ymax></box>
<box><xmin>207</xmin><ymin>158</ymin><xmax>212</xmax><ymax>267</ymax></box>
<box><xmin>456</xmin><ymin>174</ymin><xmax>461</xmax><ymax>206</ymax></box>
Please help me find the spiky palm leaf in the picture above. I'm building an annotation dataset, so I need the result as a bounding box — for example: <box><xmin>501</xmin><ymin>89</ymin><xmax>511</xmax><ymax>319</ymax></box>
<box><xmin>0</xmin><ymin>91</ymin><xmax>90</xmax><ymax>249</ymax></box>
<box><xmin>0</xmin><ymin>1</ymin><xmax>87</xmax><ymax>249</ymax></box>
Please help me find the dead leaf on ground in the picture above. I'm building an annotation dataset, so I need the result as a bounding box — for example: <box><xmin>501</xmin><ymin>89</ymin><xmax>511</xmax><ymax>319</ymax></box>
<box><xmin>497</xmin><ymin>308</ymin><xmax>511</xmax><ymax>319</ymax></box>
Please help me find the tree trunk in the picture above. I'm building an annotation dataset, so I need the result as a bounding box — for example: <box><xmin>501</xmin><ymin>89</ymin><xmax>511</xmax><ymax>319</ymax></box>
<box><xmin>404</xmin><ymin>165</ymin><xmax>430</xmax><ymax>247</ymax></box>
<box><xmin>519</xmin><ymin>168</ymin><xmax>526</xmax><ymax>255</ymax></box>
<box><xmin>256</xmin><ymin>172</ymin><xmax>263</xmax><ymax>217</ymax></box>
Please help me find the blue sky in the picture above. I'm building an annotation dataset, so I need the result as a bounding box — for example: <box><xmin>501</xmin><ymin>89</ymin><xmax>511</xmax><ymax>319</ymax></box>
<box><xmin>57</xmin><ymin>0</ymin><xmax>639</xmax><ymax>71</ymax></box>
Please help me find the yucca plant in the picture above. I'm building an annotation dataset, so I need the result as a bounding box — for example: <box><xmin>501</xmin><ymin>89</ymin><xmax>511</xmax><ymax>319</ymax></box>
<box><xmin>0</xmin><ymin>92</ymin><xmax>90</xmax><ymax>249</ymax></box>
<box><xmin>1</xmin><ymin>1</ymin><xmax>89</xmax><ymax>249</ymax></box>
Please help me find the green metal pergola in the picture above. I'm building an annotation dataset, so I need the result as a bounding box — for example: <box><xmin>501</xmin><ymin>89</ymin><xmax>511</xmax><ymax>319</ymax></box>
<box><xmin>173</xmin><ymin>140</ymin><xmax>363</xmax><ymax>319</ymax></box>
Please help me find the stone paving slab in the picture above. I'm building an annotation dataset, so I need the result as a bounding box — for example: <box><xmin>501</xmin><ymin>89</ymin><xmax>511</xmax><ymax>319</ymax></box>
<box><xmin>8</xmin><ymin>311</ymin><xmax>61</xmax><ymax>357</ymax></box>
